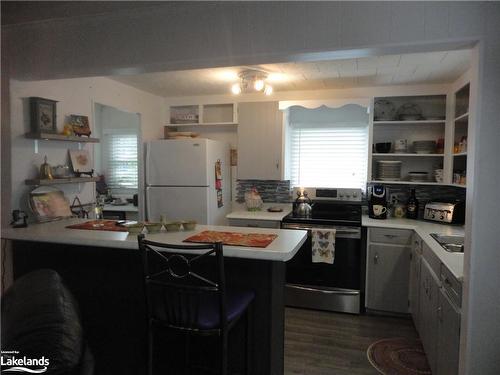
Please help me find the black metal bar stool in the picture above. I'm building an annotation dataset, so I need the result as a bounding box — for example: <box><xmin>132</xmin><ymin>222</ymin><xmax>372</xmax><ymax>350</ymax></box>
<box><xmin>138</xmin><ymin>234</ymin><xmax>254</xmax><ymax>375</ymax></box>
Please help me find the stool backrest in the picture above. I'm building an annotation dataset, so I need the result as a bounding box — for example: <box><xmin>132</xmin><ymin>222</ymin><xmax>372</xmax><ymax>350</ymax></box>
<box><xmin>138</xmin><ymin>234</ymin><xmax>227</xmax><ymax>333</ymax></box>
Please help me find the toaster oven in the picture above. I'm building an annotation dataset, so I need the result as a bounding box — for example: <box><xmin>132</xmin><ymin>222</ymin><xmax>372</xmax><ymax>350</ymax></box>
<box><xmin>424</xmin><ymin>201</ymin><xmax>465</xmax><ymax>224</ymax></box>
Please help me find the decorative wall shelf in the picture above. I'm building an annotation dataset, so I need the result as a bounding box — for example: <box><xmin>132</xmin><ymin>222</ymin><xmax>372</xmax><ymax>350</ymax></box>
<box><xmin>25</xmin><ymin>177</ymin><xmax>99</xmax><ymax>186</ymax></box>
<box><xmin>25</xmin><ymin>132</ymin><xmax>100</xmax><ymax>143</ymax></box>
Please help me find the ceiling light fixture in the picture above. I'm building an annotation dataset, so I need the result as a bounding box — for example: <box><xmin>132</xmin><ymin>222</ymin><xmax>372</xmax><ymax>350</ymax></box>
<box><xmin>231</xmin><ymin>70</ymin><xmax>274</xmax><ymax>95</ymax></box>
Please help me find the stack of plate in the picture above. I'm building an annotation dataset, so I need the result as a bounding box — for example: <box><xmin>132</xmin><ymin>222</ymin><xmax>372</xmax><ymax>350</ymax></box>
<box><xmin>376</xmin><ymin>161</ymin><xmax>402</xmax><ymax>181</ymax></box>
<box><xmin>408</xmin><ymin>172</ymin><xmax>429</xmax><ymax>182</ymax></box>
<box><xmin>413</xmin><ymin>140</ymin><xmax>436</xmax><ymax>154</ymax></box>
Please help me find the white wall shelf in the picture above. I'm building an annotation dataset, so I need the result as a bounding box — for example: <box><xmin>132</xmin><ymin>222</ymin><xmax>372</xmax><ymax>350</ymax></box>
<box><xmin>453</xmin><ymin>152</ymin><xmax>467</xmax><ymax>157</ymax></box>
<box><xmin>25</xmin><ymin>132</ymin><xmax>100</xmax><ymax>143</ymax></box>
<box><xmin>369</xmin><ymin>180</ymin><xmax>444</xmax><ymax>186</ymax></box>
<box><xmin>372</xmin><ymin>153</ymin><xmax>444</xmax><ymax>157</ymax></box>
<box><xmin>25</xmin><ymin>177</ymin><xmax>99</xmax><ymax>186</ymax></box>
<box><xmin>165</xmin><ymin>122</ymin><xmax>237</xmax><ymax>128</ymax></box>
<box><xmin>373</xmin><ymin>120</ymin><xmax>446</xmax><ymax>125</ymax></box>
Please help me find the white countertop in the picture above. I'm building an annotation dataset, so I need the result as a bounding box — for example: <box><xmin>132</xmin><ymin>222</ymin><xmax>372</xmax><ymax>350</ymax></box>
<box><xmin>103</xmin><ymin>203</ymin><xmax>138</xmax><ymax>212</ymax></box>
<box><xmin>362</xmin><ymin>215</ymin><xmax>465</xmax><ymax>281</ymax></box>
<box><xmin>226</xmin><ymin>203</ymin><xmax>292</xmax><ymax>221</ymax></box>
<box><xmin>1</xmin><ymin>218</ymin><xmax>306</xmax><ymax>262</ymax></box>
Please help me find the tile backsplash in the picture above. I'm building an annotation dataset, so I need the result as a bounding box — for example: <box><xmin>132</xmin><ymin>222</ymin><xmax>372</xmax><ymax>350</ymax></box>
<box><xmin>236</xmin><ymin>180</ymin><xmax>291</xmax><ymax>203</ymax></box>
<box><xmin>367</xmin><ymin>182</ymin><xmax>467</xmax><ymax>217</ymax></box>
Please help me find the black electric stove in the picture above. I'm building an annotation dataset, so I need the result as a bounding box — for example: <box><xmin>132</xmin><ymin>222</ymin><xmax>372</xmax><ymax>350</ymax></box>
<box><xmin>281</xmin><ymin>188</ymin><xmax>364</xmax><ymax>314</ymax></box>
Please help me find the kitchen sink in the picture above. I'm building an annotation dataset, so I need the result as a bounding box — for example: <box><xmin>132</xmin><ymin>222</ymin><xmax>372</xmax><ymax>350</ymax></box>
<box><xmin>430</xmin><ymin>233</ymin><xmax>464</xmax><ymax>253</ymax></box>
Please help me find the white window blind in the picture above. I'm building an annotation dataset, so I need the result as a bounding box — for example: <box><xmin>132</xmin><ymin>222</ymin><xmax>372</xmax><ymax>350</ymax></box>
<box><xmin>289</xmin><ymin>125</ymin><xmax>368</xmax><ymax>189</ymax></box>
<box><xmin>104</xmin><ymin>133</ymin><xmax>138</xmax><ymax>189</ymax></box>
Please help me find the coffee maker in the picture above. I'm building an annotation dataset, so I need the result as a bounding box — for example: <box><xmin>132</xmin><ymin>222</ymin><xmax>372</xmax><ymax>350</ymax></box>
<box><xmin>369</xmin><ymin>185</ymin><xmax>388</xmax><ymax>219</ymax></box>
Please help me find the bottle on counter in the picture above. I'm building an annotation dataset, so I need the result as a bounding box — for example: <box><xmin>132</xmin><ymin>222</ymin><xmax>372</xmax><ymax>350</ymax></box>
<box><xmin>406</xmin><ymin>189</ymin><xmax>419</xmax><ymax>219</ymax></box>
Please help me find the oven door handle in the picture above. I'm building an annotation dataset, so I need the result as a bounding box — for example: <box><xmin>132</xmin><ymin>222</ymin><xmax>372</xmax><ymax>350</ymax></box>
<box><xmin>287</xmin><ymin>284</ymin><xmax>360</xmax><ymax>296</ymax></box>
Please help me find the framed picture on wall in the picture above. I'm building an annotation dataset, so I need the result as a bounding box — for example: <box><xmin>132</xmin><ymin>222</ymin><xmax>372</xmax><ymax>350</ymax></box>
<box><xmin>30</xmin><ymin>97</ymin><xmax>58</xmax><ymax>134</ymax></box>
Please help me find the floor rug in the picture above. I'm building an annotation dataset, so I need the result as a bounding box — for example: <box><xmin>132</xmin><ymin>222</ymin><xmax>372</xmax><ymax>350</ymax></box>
<box><xmin>367</xmin><ymin>337</ymin><xmax>431</xmax><ymax>375</ymax></box>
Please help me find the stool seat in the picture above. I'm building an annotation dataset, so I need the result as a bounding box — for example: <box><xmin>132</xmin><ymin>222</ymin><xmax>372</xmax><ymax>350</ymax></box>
<box><xmin>198</xmin><ymin>289</ymin><xmax>255</xmax><ymax>330</ymax></box>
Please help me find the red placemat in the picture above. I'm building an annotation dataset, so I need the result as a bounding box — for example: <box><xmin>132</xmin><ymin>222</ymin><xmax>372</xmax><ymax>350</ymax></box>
<box><xmin>66</xmin><ymin>220</ymin><xmax>128</xmax><ymax>232</ymax></box>
<box><xmin>184</xmin><ymin>230</ymin><xmax>277</xmax><ymax>248</ymax></box>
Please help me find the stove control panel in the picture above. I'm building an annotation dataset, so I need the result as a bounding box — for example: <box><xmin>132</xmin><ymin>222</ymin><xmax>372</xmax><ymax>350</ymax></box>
<box><xmin>293</xmin><ymin>187</ymin><xmax>362</xmax><ymax>202</ymax></box>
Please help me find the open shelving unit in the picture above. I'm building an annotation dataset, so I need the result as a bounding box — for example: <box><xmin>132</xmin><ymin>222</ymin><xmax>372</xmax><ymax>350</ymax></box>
<box><xmin>450</xmin><ymin>83</ymin><xmax>470</xmax><ymax>187</ymax></box>
<box><xmin>370</xmin><ymin>95</ymin><xmax>447</xmax><ymax>184</ymax></box>
<box><xmin>166</xmin><ymin>103</ymin><xmax>238</xmax><ymax>127</ymax></box>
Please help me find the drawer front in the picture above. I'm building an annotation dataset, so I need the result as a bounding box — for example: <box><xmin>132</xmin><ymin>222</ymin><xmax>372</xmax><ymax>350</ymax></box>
<box><xmin>440</xmin><ymin>264</ymin><xmax>462</xmax><ymax>307</ymax></box>
<box><xmin>228</xmin><ymin>218</ymin><xmax>281</xmax><ymax>229</ymax></box>
<box><xmin>369</xmin><ymin>228</ymin><xmax>413</xmax><ymax>245</ymax></box>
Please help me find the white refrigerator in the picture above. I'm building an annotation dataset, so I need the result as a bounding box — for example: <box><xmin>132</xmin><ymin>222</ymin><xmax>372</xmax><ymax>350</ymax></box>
<box><xmin>146</xmin><ymin>139</ymin><xmax>230</xmax><ymax>225</ymax></box>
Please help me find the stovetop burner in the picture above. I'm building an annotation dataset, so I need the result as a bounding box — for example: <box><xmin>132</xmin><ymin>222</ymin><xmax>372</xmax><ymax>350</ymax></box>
<box><xmin>283</xmin><ymin>200</ymin><xmax>362</xmax><ymax>227</ymax></box>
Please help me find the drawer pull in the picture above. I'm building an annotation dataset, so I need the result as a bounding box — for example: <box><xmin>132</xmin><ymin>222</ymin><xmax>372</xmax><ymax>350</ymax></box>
<box><xmin>374</xmin><ymin>254</ymin><xmax>379</xmax><ymax>264</ymax></box>
<box><xmin>384</xmin><ymin>234</ymin><xmax>397</xmax><ymax>238</ymax></box>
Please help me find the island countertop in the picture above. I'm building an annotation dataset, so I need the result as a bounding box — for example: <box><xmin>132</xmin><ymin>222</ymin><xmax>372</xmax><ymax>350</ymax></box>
<box><xmin>2</xmin><ymin>218</ymin><xmax>307</xmax><ymax>262</ymax></box>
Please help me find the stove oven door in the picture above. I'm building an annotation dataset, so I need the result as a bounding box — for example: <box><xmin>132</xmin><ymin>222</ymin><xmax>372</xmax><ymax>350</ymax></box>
<box><xmin>282</xmin><ymin>222</ymin><xmax>362</xmax><ymax>313</ymax></box>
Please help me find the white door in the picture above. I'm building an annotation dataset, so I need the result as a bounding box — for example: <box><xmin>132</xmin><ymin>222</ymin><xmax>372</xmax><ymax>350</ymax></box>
<box><xmin>146</xmin><ymin>139</ymin><xmax>208</xmax><ymax>186</ymax></box>
<box><xmin>146</xmin><ymin>186</ymin><xmax>208</xmax><ymax>224</ymax></box>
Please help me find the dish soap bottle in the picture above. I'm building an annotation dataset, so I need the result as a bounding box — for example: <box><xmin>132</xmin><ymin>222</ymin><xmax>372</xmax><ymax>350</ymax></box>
<box><xmin>406</xmin><ymin>189</ymin><xmax>419</xmax><ymax>219</ymax></box>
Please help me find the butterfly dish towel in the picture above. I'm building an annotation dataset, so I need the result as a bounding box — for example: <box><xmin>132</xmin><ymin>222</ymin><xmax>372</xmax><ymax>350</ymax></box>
<box><xmin>311</xmin><ymin>228</ymin><xmax>336</xmax><ymax>264</ymax></box>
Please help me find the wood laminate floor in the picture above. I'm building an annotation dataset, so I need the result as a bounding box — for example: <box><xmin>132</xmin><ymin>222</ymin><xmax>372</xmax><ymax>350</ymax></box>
<box><xmin>284</xmin><ymin>308</ymin><xmax>419</xmax><ymax>375</ymax></box>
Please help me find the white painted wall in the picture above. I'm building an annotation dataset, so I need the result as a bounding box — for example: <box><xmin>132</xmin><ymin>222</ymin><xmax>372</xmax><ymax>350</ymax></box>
<box><xmin>9</xmin><ymin>77</ymin><xmax>165</xmax><ymax>220</ymax></box>
<box><xmin>3</xmin><ymin>2</ymin><xmax>500</xmax><ymax>373</ymax></box>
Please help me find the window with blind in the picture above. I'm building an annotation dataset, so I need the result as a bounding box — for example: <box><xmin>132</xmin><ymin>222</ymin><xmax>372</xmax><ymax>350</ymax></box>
<box><xmin>287</xmin><ymin>104</ymin><xmax>369</xmax><ymax>190</ymax></box>
<box><xmin>103</xmin><ymin>133</ymin><xmax>138</xmax><ymax>190</ymax></box>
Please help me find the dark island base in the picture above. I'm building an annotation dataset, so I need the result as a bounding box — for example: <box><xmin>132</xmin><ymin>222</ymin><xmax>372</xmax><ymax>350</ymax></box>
<box><xmin>11</xmin><ymin>241</ymin><xmax>286</xmax><ymax>375</ymax></box>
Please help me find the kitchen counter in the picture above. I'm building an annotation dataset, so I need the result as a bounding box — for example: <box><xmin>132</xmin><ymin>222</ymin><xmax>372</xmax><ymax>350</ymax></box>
<box><xmin>2</xmin><ymin>217</ymin><xmax>306</xmax><ymax>262</ymax></box>
<box><xmin>6</xmin><ymin>217</ymin><xmax>305</xmax><ymax>375</ymax></box>
<box><xmin>362</xmin><ymin>215</ymin><xmax>464</xmax><ymax>281</ymax></box>
<box><xmin>226</xmin><ymin>203</ymin><xmax>292</xmax><ymax>221</ymax></box>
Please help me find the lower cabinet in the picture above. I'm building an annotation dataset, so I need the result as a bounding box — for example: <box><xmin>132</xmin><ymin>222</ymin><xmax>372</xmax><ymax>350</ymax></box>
<box><xmin>366</xmin><ymin>243</ymin><xmax>411</xmax><ymax>313</ymax></box>
<box><xmin>417</xmin><ymin>247</ymin><xmax>461</xmax><ymax>375</ymax></box>
<box><xmin>408</xmin><ymin>234</ymin><xmax>422</xmax><ymax>325</ymax></box>
<box><xmin>419</xmin><ymin>258</ymin><xmax>440</xmax><ymax>374</ymax></box>
<box><xmin>437</xmin><ymin>287</ymin><xmax>461</xmax><ymax>375</ymax></box>
<box><xmin>366</xmin><ymin>227</ymin><xmax>462</xmax><ymax>375</ymax></box>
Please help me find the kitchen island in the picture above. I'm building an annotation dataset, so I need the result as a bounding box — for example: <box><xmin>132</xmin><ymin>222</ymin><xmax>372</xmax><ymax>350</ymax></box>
<box><xmin>2</xmin><ymin>219</ymin><xmax>307</xmax><ymax>375</ymax></box>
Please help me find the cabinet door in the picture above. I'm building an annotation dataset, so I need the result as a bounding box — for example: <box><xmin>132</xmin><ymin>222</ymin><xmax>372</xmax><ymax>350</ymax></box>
<box><xmin>366</xmin><ymin>244</ymin><xmax>410</xmax><ymax>313</ymax></box>
<box><xmin>409</xmin><ymin>235</ymin><xmax>422</xmax><ymax>325</ymax></box>
<box><xmin>437</xmin><ymin>288</ymin><xmax>461</xmax><ymax>375</ymax></box>
<box><xmin>419</xmin><ymin>258</ymin><xmax>440</xmax><ymax>374</ymax></box>
<box><xmin>237</xmin><ymin>102</ymin><xmax>283</xmax><ymax>180</ymax></box>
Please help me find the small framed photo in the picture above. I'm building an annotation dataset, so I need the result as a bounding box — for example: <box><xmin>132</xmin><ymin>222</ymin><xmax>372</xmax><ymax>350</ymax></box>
<box><xmin>30</xmin><ymin>97</ymin><xmax>58</xmax><ymax>134</ymax></box>
<box><xmin>69</xmin><ymin>115</ymin><xmax>92</xmax><ymax>137</ymax></box>
<box><xmin>69</xmin><ymin>149</ymin><xmax>92</xmax><ymax>175</ymax></box>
